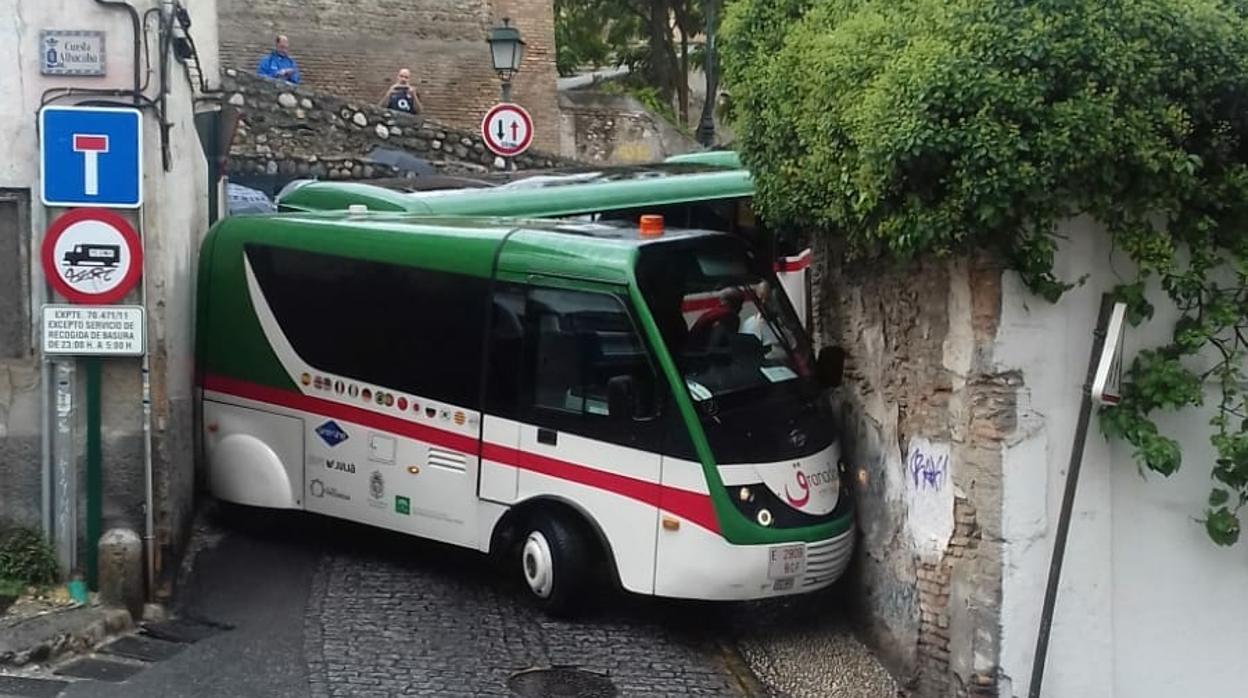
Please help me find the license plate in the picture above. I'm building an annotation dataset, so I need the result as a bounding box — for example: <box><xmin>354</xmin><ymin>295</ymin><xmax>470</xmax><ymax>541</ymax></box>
<box><xmin>768</xmin><ymin>544</ymin><xmax>806</xmax><ymax>579</ymax></box>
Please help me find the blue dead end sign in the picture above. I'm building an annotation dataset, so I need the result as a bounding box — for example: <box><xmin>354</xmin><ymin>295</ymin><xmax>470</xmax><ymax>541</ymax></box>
<box><xmin>40</xmin><ymin>106</ymin><xmax>142</xmax><ymax>208</ymax></box>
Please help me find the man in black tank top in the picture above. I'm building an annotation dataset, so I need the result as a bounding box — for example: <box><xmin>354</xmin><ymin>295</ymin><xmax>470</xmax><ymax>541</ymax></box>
<box><xmin>380</xmin><ymin>68</ymin><xmax>422</xmax><ymax>115</ymax></box>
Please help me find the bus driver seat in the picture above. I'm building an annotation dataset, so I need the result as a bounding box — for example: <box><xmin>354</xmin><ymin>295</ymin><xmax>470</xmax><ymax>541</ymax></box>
<box><xmin>688</xmin><ymin>288</ymin><xmax>744</xmax><ymax>351</ymax></box>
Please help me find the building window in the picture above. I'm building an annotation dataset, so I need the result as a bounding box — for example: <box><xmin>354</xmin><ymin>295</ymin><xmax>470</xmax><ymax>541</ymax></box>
<box><xmin>0</xmin><ymin>189</ymin><xmax>31</xmax><ymax>359</ymax></box>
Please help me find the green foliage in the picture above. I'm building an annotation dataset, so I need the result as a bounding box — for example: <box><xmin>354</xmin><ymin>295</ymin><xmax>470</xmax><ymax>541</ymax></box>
<box><xmin>0</xmin><ymin>524</ymin><xmax>58</xmax><ymax>586</ymax></box>
<box><xmin>555</xmin><ymin>0</ymin><xmax>721</xmax><ymax>131</ymax></box>
<box><xmin>722</xmin><ymin>0</ymin><xmax>1248</xmax><ymax>545</ymax></box>
<box><xmin>554</xmin><ymin>0</ymin><xmax>618</xmax><ymax>76</ymax></box>
<box><xmin>599</xmin><ymin>81</ymin><xmax>684</xmax><ymax>130</ymax></box>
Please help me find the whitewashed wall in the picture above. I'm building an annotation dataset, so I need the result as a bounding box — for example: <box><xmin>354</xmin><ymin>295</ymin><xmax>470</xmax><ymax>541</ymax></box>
<box><xmin>996</xmin><ymin>217</ymin><xmax>1248</xmax><ymax>697</ymax></box>
<box><xmin>0</xmin><ymin>0</ymin><xmax>219</xmax><ymax>555</ymax></box>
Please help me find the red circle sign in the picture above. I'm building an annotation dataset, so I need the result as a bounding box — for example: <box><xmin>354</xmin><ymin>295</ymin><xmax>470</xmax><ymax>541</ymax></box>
<box><xmin>481</xmin><ymin>103</ymin><xmax>534</xmax><ymax>157</ymax></box>
<box><xmin>41</xmin><ymin>208</ymin><xmax>143</xmax><ymax>305</ymax></box>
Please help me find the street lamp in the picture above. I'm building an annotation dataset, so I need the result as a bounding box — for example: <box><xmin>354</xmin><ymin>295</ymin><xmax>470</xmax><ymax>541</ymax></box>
<box><xmin>487</xmin><ymin>17</ymin><xmax>526</xmax><ymax>102</ymax></box>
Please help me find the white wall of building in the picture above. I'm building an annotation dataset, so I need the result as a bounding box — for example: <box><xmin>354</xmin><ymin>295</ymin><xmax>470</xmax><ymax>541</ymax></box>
<box><xmin>996</xmin><ymin>217</ymin><xmax>1248</xmax><ymax>697</ymax></box>
<box><xmin>0</xmin><ymin>0</ymin><xmax>219</xmax><ymax>567</ymax></box>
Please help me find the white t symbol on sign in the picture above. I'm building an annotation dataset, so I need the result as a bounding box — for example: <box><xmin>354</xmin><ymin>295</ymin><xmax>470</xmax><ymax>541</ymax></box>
<box><xmin>72</xmin><ymin>134</ymin><xmax>110</xmax><ymax>196</ymax></box>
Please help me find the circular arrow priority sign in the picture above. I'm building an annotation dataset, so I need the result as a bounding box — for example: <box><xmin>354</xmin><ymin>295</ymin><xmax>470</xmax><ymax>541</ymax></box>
<box><xmin>41</xmin><ymin>208</ymin><xmax>143</xmax><ymax>304</ymax></box>
<box><xmin>482</xmin><ymin>103</ymin><xmax>534</xmax><ymax>157</ymax></box>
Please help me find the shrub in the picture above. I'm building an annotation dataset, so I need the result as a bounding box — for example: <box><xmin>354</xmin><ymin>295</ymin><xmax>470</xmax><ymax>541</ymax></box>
<box><xmin>0</xmin><ymin>524</ymin><xmax>59</xmax><ymax>585</ymax></box>
<box><xmin>722</xmin><ymin>0</ymin><xmax>1248</xmax><ymax>545</ymax></box>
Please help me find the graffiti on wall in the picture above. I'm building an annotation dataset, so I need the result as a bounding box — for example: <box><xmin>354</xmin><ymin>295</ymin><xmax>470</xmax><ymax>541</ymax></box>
<box><xmin>909</xmin><ymin>446</ymin><xmax>949</xmax><ymax>491</ymax></box>
<box><xmin>905</xmin><ymin>438</ymin><xmax>954</xmax><ymax>559</ymax></box>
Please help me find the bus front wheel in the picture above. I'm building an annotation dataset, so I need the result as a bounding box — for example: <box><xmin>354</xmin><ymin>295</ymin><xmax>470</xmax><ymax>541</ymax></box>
<box><xmin>518</xmin><ymin>514</ymin><xmax>590</xmax><ymax>617</ymax></box>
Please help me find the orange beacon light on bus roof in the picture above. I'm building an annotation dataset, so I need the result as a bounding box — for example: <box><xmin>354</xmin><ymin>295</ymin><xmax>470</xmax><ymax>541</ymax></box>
<box><xmin>639</xmin><ymin>214</ymin><xmax>664</xmax><ymax>238</ymax></box>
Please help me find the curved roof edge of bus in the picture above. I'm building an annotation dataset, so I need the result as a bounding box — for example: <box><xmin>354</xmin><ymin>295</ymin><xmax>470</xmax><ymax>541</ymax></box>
<box><xmin>276</xmin><ymin>179</ymin><xmax>434</xmax><ymax>214</ymax></box>
<box><xmin>276</xmin><ymin>159</ymin><xmax>752</xmax><ymax>217</ymax></box>
<box><xmin>662</xmin><ymin>150</ymin><xmax>742</xmax><ymax>169</ymax></box>
<box><xmin>202</xmin><ymin>212</ymin><xmax>724</xmax><ymax>287</ymax></box>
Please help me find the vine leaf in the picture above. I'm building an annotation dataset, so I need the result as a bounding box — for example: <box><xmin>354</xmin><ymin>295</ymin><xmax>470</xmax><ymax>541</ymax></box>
<box><xmin>1205</xmin><ymin>508</ymin><xmax>1241</xmax><ymax>547</ymax></box>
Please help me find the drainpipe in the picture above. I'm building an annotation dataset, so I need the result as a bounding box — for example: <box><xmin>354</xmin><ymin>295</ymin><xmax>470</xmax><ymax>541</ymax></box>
<box><xmin>158</xmin><ymin>0</ymin><xmax>174</xmax><ymax>170</ymax></box>
<box><xmin>137</xmin><ymin>209</ymin><xmax>155</xmax><ymax>601</ymax></box>
<box><xmin>1027</xmin><ymin>293</ymin><xmax>1117</xmax><ymax>698</ymax></box>
<box><xmin>92</xmin><ymin>0</ymin><xmax>143</xmax><ymax>106</ymax></box>
<box><xmin>143</xmin><ymin>0</ymin><xmax>176</xmax><ymax>600</ymax></box>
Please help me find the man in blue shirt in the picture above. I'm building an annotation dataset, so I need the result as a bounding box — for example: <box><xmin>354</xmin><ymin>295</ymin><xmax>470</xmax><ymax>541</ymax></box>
<box><xmin>257</xmin><ymin>35</ymin><xmax>300</xmax><ymax>84</ymax></box>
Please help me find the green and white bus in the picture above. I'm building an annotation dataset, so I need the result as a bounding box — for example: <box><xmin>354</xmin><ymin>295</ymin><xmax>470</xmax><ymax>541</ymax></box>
<box><xmin>196</xmin><ymin>210</ymin><xmax>853</xmax><ymax>613</ymax></box>
<box><xmin>273</xmin><ymin>157</ymin><xmax>816</xmax><ymax>329</ymax></box>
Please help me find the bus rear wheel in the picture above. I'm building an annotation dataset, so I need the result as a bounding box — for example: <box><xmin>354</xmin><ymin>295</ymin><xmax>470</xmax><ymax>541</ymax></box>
<box><xmin>518</xmin><ymin>514</ymin><xmax>590</xmax><ymax>617</ymax></box>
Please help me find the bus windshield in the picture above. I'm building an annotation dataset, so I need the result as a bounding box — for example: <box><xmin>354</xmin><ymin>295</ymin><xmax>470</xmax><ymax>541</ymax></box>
<box><xmin>636</xmin><ymin>237</ymin><xmax>831</xmax><ymax>464</ymax></box>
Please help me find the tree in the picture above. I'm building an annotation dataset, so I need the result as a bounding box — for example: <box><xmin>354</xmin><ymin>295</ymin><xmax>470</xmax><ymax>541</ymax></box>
<box><xmin>721</xmin><ymin>0</ymin><xmax>1248</xmax><ymax>546</ymax></box>
<box><xmin>695</xmin><ymin>0</ymin><xmax>720</xmax><ymax>146</ymax></box>
<box><xmin>554</xmin><ymin>0</ymin><xmax>710</xmax><ymax>129</ymax></box>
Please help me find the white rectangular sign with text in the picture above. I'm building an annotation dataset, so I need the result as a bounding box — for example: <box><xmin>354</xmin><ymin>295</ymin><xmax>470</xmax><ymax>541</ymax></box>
<box><xmin>42</xmin><ymin>304</ymin><xmax>145</xmax><ymax>356</ymax></box>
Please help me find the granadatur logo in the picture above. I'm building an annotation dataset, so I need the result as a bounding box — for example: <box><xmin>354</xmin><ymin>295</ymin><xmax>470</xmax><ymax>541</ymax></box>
<box><xmin>316</xmin><ymin>420</ymin><xmax>349</xmax><ymax>447</ymax></box>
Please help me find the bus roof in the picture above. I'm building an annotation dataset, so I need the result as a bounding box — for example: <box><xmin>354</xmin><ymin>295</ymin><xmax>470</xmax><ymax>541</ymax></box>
<box><xmin>275</xmin><ymin>160</ymin><xmax>754</xmax><ymax>217</ymax></box>
<box><xmin>662</xmin><ymin>150</ymin><xmax>742</xmax><ymax>168</ymax></box>
<box><xmin>206</xmin><ymin>211</ymin><xmax>724</xmax><ymax>284</ymax></box>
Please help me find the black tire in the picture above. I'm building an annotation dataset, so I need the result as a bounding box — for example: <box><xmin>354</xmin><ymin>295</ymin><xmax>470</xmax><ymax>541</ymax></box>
<box><xmin>517</xmin><ymin>513</ymin><xmax>592</xmax><ymax>617</ymax></box>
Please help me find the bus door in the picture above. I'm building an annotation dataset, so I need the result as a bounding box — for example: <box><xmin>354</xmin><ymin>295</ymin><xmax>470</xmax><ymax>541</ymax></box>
<box><xmin>488</xmin><ymin>281</ymin><xmax>668</xmax><ymax>594</ymax></box>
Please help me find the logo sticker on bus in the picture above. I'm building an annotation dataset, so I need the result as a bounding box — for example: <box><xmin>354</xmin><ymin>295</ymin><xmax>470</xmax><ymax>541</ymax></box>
<box><xmin>327</xmin><ymin>459</ymin><xmax>355</xmax><ymax>474</ymax></box>
<box><xmin>395</xmin><ymin>495</ymin><xmax>411</xmax><ymax>515</ymax></box>
<box><xmin>368</xmin><ymin>471</ymin><xmax>387</xmax><ymax>510</ymax></box>
<box><xmin>315</xmin><ymin>420</ymin><xmax>349</xmax><ymax>447</ymax></box>
<box><xmin>309</xmin><ymin>478</ymin><xmax>350</xmax><ymax>501</ymax></box>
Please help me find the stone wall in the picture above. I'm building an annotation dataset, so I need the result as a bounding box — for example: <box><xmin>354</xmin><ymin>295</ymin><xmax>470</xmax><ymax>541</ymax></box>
<box><xmin>557</xmin><ymin>90</ymin><xmax>697</xmax><ymax>164</ymax></box>
<box><xmin>217</xmin><ymin>0</ymin><xmax>561</xmax><ymax>153</ymax></box>
<box><xmin>223</xmin><ymin>70</ymin><xmax>564</xmax><ymax>183</ymax></box>
<box><xmin>814</xmin><ymin>240</ymin><xmax>1011</xmax><ymax>697</ymax></box>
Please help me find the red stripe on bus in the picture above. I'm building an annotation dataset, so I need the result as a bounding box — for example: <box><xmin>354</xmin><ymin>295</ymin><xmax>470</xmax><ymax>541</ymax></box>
<box><xmin>774</xmin><ymin>249</ymin><xmax>813</xmax><ymax>273</ymax></box>
<box><xmin>202</xmin><ymin>374</ymin><xmax>478</xmax><ymax>453</ymax></box>
<box><xmin>680</xmin><ymin>296</ymin><xmax>723</xmax><ymax>313</ymax></box>
<box><xmin>481</xmin><ymin>443</ymin><xmax>719</xmax><ymax>533</ymax></box>
<box><xmin>201</xmin><ymin>374</ymin><xmax>721</xmax><ymax>533</ymax></box>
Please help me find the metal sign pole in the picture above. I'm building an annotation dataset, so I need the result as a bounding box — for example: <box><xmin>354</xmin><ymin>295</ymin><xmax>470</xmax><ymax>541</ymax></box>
<box><xmin>52</xmin><ymin>360</ymin><xmax>76</xmax><ymax>577</ymax></box>
<box><xmin>84</xmin><ymin>356</ymin><xmax>102</xmax><ymax>590</ymax></box>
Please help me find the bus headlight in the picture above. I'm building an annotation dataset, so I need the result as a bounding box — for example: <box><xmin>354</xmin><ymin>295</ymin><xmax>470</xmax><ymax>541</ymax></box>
<box><xmin>756</xmin><ymin>509</ymin><xmax>773</xmax><ymax>527</ymax></box>
<box><xmin>738</xmin><ymin>487</ymin><xmax>753</xmax><ymax>503</ymax></box>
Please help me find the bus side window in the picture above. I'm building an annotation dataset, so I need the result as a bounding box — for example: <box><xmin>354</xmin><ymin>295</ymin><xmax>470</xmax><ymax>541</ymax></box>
<box><xmin>521</xmin><ymin>287</ymin><xmax>662</xmax><ymax>449</ymax></box>
<box><xmin>244</xmin><ymin>244</ymin><xmax>488</xmax><ymax>409</ymax></box>
<box><xmin>484</xmin><ymin>284</ymin><xmax>527</xmax><ymax>418</ymax></box>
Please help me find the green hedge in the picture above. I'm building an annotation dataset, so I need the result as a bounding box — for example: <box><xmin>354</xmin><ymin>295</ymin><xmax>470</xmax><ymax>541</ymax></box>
<box><xmin>722</xmin><ymin>0</ymin><xmax>1248</xmax><ymax>545</ymax></box>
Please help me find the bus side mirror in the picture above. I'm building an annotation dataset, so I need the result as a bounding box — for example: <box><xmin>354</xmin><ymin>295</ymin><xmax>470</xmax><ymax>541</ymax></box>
<box><xmin>816</xmin><ymin>346</ymin><xmax>846</xmax><ymax>389</ymax></box>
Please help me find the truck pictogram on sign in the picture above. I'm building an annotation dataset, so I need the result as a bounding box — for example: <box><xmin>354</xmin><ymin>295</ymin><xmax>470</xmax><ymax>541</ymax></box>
<box><xmin>41</xmin><ymin>209</ymin><xmax>143</xmax><ymax>305</ymax></box>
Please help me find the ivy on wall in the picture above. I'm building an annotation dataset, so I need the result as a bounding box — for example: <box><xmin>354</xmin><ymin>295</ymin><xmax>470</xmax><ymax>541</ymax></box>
<box><xmin>721</xmin><ymin>0</ymin><xmax>1248</xmax><ymax>544</ymax></box>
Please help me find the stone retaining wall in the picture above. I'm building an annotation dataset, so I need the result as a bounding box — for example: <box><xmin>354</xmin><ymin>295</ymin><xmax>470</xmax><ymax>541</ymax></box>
<box><xmin>223</xmin><ymin>70</ymin><xmax>566</xmax><ymax>182</ymax></box>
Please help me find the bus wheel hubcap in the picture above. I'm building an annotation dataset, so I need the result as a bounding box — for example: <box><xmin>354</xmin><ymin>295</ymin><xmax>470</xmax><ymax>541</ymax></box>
<box><xmin>522</xmin><ymin>531</ymin><xmax>555</xmax><ymax>599</ymax></box>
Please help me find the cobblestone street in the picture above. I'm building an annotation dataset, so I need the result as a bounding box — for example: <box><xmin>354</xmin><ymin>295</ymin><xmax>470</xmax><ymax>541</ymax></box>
<box><xmin>306</xmin><ymin>528</ymin><xmax>753</xmax><ymax>697</ymax></box>
<box><xmin>31</xmin><ymin>506</ymin><xmax>898</xmax><ymax>697</ymax></box>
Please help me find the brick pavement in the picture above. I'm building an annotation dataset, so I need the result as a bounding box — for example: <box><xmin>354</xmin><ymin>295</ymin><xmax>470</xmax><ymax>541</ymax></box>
<box><xmin>304</xmin><ymin>540</ymin><xmax>751</xmax><ymax>697</ymax></box>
